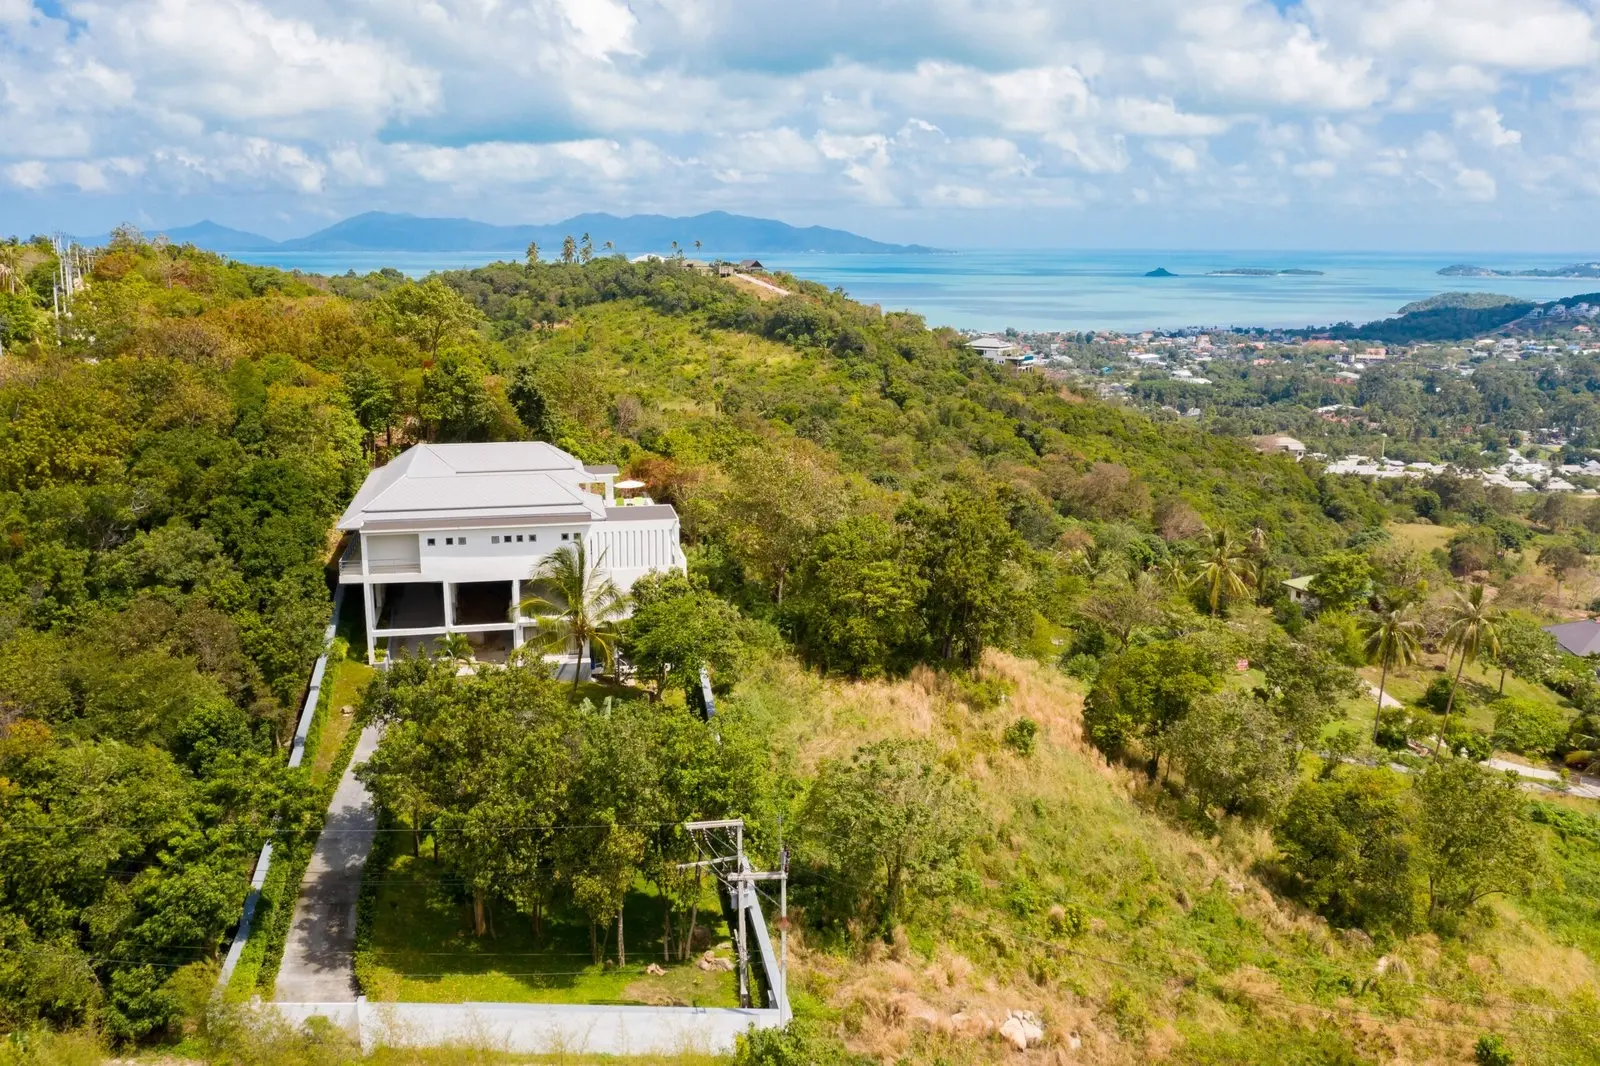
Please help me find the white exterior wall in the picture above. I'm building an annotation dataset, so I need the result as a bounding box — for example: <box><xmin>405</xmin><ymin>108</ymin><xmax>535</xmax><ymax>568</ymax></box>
<box><xmin>346</xmin><ymin>516</ymin><xmax>684</xmax><ymax>666</ymax></box>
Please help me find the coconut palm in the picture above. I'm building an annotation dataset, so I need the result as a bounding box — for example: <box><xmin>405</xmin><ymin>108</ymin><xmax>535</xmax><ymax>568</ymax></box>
<box><xmin>1191</xmin><ymin>527</ymin><xmax>1252</xmax><ymax>616</ymax></box>
<box><xmin>1153</xmin><ymin>553</ymin><xmax>1191</xmax><ymax>593</ymax></box>
<box><xmin>1436</xmin><ymin>583</ymin><xmax>1501</xmax><ymax>756</ymax></box>
<box><xmin>1361</xmin><ymin>599</ymin><xmax>1423</xmax><ymax>741</ymax></box>
<box><xmin>514</xmin><ymin>543</ymin><xmax>626</xmax><ymax>693</ymax></box>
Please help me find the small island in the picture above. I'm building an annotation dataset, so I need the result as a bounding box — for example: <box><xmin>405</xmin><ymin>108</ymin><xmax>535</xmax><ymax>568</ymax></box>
<box><xmin>1206</xmin><ymin>267</ymin><xmax>1325</xmax><ymax>277</ymax></box>
<box><xmin>1440</xmin><ymin>262</ymin><xmax>1600</xmax><ymax>278</ymax></box>
<box><xmin>1144</xmin><ymin>267</ymin><xmax>1176</xmax><ymax>277</ymax></box>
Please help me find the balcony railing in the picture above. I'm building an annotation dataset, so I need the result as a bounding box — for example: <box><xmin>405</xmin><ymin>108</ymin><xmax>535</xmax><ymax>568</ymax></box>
<box><xmin>368</xmin><ymin>560</ymin><xmax>423</xmax><ymax>576</ymax></box>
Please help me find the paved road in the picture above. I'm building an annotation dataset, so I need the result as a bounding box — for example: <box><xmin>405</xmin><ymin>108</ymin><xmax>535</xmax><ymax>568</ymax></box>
<box><xmin>275</xmin><ymin>724</ymin><xmax>382</xmax><ymax>1003</ymax></box>
<box><xmin>1364</xmin><ymin>681</ymin><xmax>1403</xmax><ymax>709</ymax></box>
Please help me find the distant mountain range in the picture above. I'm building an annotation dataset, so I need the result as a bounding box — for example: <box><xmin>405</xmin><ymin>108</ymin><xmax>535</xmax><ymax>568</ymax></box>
<box><xmin>108</xmin><ymin>211</ymin><xmax>938</xmax><ymax>257</ymax></box>
<box><xmin>1439</xmin><ymin>262</ymin><xmax>1600</xmax><ymax>278</ymax></box>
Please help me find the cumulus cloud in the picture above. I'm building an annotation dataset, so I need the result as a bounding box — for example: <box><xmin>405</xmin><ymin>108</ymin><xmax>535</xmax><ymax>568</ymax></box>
<box><xmin>0</xmin><ymin>0</ymin><xmax>1594</xmax><ymax>238</ymax></box>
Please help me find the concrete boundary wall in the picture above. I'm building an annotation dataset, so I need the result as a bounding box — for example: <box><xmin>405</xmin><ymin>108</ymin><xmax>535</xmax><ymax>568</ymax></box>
<box><xmin>272</xmin><ymin>1000</ymin><xmax>781</xmax><ymax>1056</ymax></box>
<box><xmin>218</xmin><ymin>586</ymin><xmax>346</xmax><ymax>986</ymax></box>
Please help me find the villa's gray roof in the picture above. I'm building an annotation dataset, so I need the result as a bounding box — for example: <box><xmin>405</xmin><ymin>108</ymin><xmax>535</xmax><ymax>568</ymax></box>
<box><xmin>339</xmin><ymin>443</ymin><xmax>611</xmax><ymax>531</ymax></box>
<box><xmin>1545</xmin><ymin>619</ymin><xmax>1600</xmax><ymax>657</ymax></box>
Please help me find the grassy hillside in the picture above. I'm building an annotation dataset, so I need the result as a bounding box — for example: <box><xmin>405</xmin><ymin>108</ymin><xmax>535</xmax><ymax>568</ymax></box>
<box><xmin>724</xmin><ymin>652</ymin><xmax>1600</xmax><ymax>1065</ymax></box>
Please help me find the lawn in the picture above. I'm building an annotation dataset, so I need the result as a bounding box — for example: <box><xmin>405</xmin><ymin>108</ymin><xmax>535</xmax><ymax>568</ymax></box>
<box><xmin>1385</xmin><ymin>520</ymin><xmax>1455</xmax><ymax>554</ymax></box>
<box><xmin>359</xmin><ymin>851</ymin><xmax>739</xmax><ymax>1007</ymax></box>
<box><xmin>1355</xmin><ymin>649</ymin><xmax>1577</xmax><ymax>744</ymax></box>
<box><xmin>310</xmin><ymin>658</ymin><xmax>375</xmax><ymax>782</ymax></box>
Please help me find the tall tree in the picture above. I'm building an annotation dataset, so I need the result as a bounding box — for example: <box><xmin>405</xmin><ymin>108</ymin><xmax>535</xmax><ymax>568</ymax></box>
<box><xmin>373</xmin><ymin>278</ymin><xmax>477</xmax><ymax>357</ymax></box>
<box><xmin>1437</xmin><ymin>584</ymin><xmax>1500</xmax><ymax>756</ymax></box>
<box><xmin>525</xmin><ymin>241</ymin><xmax>540</xmax><ymax>265</ymax></box>
<box><xmin>1191</xmin><ymin>526</ymin><xmax>1252</xmax><ymax>616</ymax></box>
<box><xmin>516</xmin><ymin>543</ymin><xmax>626</xmax><ymax>692</ymax></box>
<box><xmin>561</xmin><ymin>235</ymin><xmax>577</xmax><ymax>264</ymax></box>
<box><xmin>579</xmin><ymin>233</ymin><xmax>594</xmax><ymax>264</ymax></box>
<box><xmin>1361</xmin><ymin>599</ymin><xmax>1423</xmax><ymax>741</ymax></box>
<box><xmin>1538</xmin><ymin>542</ymin><xmax>1585</xmax><ymax>605</ymax></box>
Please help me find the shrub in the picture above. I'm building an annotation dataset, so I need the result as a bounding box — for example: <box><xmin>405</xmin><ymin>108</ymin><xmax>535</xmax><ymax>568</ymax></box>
<box><xmin>1419</xmin><ymin>676</ymin><xmax>1460</xmax><ymax>716</ymax></box>
<box><xmin>1491</xmin><ymin>697</ymin><xmax>1567</xmax><ymax>756</ymax></box>
<box><xmin>1374</xmin><ymin>705</ymin><xmax>1411</xmax><ymax>751</ymax></box>
<box><xmin>1002</xmin><ymin>716</ymin><xmax>1038</xmax><ymax>756</ymax></box>
<box><xmin>735</xmin><ymin>1020</ymin><xmax>863</xmax><ymax>1066</ymax></box>
<box><xmin>1475</xmin><ymin>1033</ymin><xmax>1514</xmax><ymax>1066</ymax></box>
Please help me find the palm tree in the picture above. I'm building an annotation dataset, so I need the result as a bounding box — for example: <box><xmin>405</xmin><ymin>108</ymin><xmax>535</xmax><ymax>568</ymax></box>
<box><xmin>1154</xmin><ymin>553</ymin><xmax>1190</xmax><ymax>593</ymax></box>
<box><xmin>1437</xmin><ymin>584</ymin><xmax>1501</xmax><ymax>757</ymax></box>
<box><xmin>1191</xmin><ymin>527</ymin><xmax>1252</xmax><ymax>616</ymax></box>
<box><xmin>525</xmin><ymin>240</ymin><xmax>540</xmax><ymax>266</ymax></box>
<box><xmin>603</xmin><ymin>240</ymin><xmax>614</xmax><ymax>253</ymax></box>
<box><xmin>514</xmin><ymin>543</ymin><xmax>626</xmax><ymax>693</ymax></box>
<box><xmin>436</xmin><ymin>631</ymin><xmax>473</xmax><ymax>665</ymax></box>
<box><xmin>1361</xmin><ymin>600</ymin><xmax>1423</xmax><ymax>741</ymax></box>
<box><xmin>693</xmin><ymin>239</ymin><xmax>702</xmax><ymax>255</ymax></box>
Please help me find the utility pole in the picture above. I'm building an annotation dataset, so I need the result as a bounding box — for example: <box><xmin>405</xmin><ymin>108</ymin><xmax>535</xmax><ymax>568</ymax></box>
<box><xmin>682</xmin><ymin>817</ymin><xmax>787</xmax><ymax>1013</ymax></box>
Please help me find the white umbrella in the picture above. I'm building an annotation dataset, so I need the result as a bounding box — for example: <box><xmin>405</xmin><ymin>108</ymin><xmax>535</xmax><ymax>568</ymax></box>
<box><xmin>615</xmin><ymin>479</ymin><xmax>647</xmax><ymax>490</ymax></box>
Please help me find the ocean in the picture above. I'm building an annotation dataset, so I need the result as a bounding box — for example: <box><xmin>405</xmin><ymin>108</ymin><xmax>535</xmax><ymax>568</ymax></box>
<box><xmin>231</xmin><ymin>247</ymin><xmax>1600</xmax><ymax>333</ymax></box>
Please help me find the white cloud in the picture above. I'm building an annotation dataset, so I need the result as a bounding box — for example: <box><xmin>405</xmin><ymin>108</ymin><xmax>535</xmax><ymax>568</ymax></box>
<box><xmin>1454</xmin><ymin>107</ymin><xmax>1521</xmax><ymax>148</ymax></box>
<box><xmin>0</xmin><ymin>0</ymin><xmax>1594</xmax><ymax>237</ymax></box>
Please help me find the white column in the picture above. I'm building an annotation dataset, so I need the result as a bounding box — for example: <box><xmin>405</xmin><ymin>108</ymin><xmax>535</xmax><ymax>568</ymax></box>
<box><xmin>363</xmin><ymin>582</ymin><xmax>377</xmax><ymax>665</ymax></box>
<box><xmin>442</xmin><ymin>582</ymin><xmax>455</xmax><ymax>631</ymax></box>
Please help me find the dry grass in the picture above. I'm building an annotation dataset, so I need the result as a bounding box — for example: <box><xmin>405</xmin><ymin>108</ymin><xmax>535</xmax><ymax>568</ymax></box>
<box><xmin>737</xmin><ymin>651</ymin><xmax>1600</xmax><ymax>1065</ymax></box>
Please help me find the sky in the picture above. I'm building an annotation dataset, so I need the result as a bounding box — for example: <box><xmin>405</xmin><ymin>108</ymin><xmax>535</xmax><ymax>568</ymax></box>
<box><xmin>2</xmin><ymin>0</ymin><xmax>1600</xmax><ymax>251</ymax></box>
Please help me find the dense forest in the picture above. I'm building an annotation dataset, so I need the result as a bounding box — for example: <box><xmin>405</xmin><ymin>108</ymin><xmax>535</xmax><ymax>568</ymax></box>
<box><xmin>0</xmin><ymin>231</ymin><xmax>1598</xmax><ymax>1065</ymax></box>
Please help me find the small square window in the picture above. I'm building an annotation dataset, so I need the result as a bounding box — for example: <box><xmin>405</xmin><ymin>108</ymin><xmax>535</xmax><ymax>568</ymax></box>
<box><xmin>515</xmin><ymin>534</ymin><xmax>524</xmax><ymax>543</ymax></box>
<box><xmin>492</xmin><ymin>536</ymin><xmax>500</xmax><ymax>544</ymax></box>
<box><xmin>530</xmin><ymin>534</ymin><xmax>537</xmax><ymax>542</ymax></box>
<box><xmin>459</xmin><ymin>537</ymin><xmax>467</xmax><ymax>545</ymax></box>
<box><xmin>427</xmin><ymin>538</ymin><xmax>436</xmax><ymax>546</ymax></box>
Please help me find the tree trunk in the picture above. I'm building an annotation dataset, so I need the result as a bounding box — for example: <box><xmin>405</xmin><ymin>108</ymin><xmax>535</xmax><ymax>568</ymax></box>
<box><xmin>473</xmin><ymin>890</ymin><xmax>487</xmax><ymax>937</ymax></box>
<box><xmin>1436</xmin><ymin>649</ymin><xmax>1469</xmax><ymax>757</ymax></box>
<box><xmin>1498</xmin><ymin>667</ymin><xmax>1506</xmax><ymax>695</ymax></box>
<box><xmin>1374</xmin><ymin>652</ymin><xmax>1390</xmax><ymax>742</ymax></box>
<box><xmin>411</xmin><ymin>804</ymin><xmax>421</xmax><ymax>858</ymax></box>
<box><xmin>617</xmin><ymin>909</ymin><xmax>626</xmax><ymax>967</ymax></box>
<box><xmin>663</xmin><ymin>900</ymin><xmax>672</xmax><ymax>963</ymax></box>
<box><xmin>590</xmin><ymin>921</ymin><xmax>599</xmax><ymax>965</ymax></box>
<box><xmin>683</xmin><ymin>901</ymin><xmax>699</xmax><ymax>961</ymax></box>
<box><xmin>533</xmin><ymin>896</ymin><xmax>543</xmax><ymax>938</ymax></box>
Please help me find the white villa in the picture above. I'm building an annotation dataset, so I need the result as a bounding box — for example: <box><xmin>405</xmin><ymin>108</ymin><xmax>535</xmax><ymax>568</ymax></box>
<box><xmin>968</xmin><ymin>335</ymin><xmax>1034</xmax><ymax>368</ymax></box>
<box><xmin>337</xmin><ymin>442</ymin><xmax>686</xmax><ymax>667</ymax></box>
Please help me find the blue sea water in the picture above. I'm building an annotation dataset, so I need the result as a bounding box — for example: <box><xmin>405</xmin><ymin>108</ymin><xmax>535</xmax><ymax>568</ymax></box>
<box><xmin>231</xmin><ymin>247</ymin><xmax>1600</xmax><ymax>333</ymax></box>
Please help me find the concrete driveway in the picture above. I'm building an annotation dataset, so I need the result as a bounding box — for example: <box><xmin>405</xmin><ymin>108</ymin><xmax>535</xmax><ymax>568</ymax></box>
<box><xmin>275</xmin><ymin>724</ymin><xmax>382</xmax><ymax>1003</ymax></box>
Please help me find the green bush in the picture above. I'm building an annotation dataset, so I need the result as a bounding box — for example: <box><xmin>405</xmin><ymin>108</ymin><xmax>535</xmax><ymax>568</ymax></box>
<box><xmin>1002</xmin><ymin>716</ymin><xmax>1039</xmax><ymax>756</ymax></box>
<box><xmin>735</xmin><ymin>1020</ymin><xmax>864</xmax><ymax>1066</ymax></box>
<box><xmin>1491</xmin><ymin>697</ymin><xmax>1567</xmax><ymax>756</ymax></box>
<box><xmin>1475</xmin><ymin>1033</ymin><xmax>1514</xmax><ymax>1066</ymax></box>
<box><xmin>1419</xmin><ymin>676</ymin><xmax>1458</xmax><ymax>716</ymax></box>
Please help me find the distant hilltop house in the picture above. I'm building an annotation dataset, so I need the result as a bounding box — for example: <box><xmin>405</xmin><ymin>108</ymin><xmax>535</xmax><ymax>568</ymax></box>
<box><xmin>968</xmin><ymin>335</ymin><xmax>1036</xmax><ymax>369</ymax></box>
<box><xmin>1282</xmin><ymin>574</ymin><xmax>1318</xmax><ymax>608</ymax></box>
<box><xmin>1251</xmin><ymin>434</ymin><xmax>1306</xmax><ymax>458</ymax></box>
<box><xmin>336</xmin><ymin>442</ymin><xmax>685</xmax><ymax>671</ymax></box>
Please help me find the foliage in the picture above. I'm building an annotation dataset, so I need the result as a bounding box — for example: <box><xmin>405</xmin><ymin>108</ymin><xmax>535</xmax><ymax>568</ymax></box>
<box><xmin>1491</xmin><ymin>697</ymin><xmax>1567</xmax><ymax>756</ymax></box>
<box><xmin>1276</xmin><ymin>768</ymin><xmax>1422</xmax><ymax>935</ymax></box>
<box><xmin>1168</xmin><ymin>690</ymin><xmax>1294</xmax><ymax>819</ymax></box>
<box><xmin>735</xmin><ymin>1020</ymin><xmax>865</xmax><ymax>1066</ymax></box>
<box><xmin>1084</xmin><ymin>638</ymin><xmax>1225</xmax><ymax>775</ymax></box>
<box><xmin>625</xmin><ymin>570</ymin><xmax>758</xmax><ymax>700</ymax></box>
<box><xmin>1001</xmin><ymin>716</ymin><xmax>1039</xmax><ymax>757</ymax></box>
<box><xmin>800</xmin><ymin>738</ymin><xmax>979</xmax><ymax>934</ymax></box>
<box><xmin>1309</xmin><ymin>549</ymin><xmax>1374</xmax><ymax>611</ymax></box>
<box><xmin>1414</xmin><ymin>759</ymin><xmax>1540</xmax><ymax>918</ymax></box>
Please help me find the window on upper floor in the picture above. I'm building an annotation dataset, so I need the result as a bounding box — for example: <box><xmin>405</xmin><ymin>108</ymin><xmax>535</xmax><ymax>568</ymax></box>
<box><xmin>427</xmin><ymin>538</ymin><xmax>436</xmax><ymax>546</ymax></box>
<box><xmin>445</xmin><ymin>537</ymin><xmax>454</xmax><ymax>545</ymax></box>
<box><xmin>492</xmin><ymin>536</ymin><xmax>500</xmax><ymax>544</ymax></box>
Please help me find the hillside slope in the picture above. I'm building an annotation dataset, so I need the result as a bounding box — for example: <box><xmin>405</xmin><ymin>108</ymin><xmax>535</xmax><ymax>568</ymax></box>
<box><xmin>738</xmin><ymin>652</ymin><xmax>1600</xmax><ymax>1065</ymax></box>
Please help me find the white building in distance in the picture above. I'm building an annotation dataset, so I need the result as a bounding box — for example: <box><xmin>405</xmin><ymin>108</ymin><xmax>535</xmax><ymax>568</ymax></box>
<box><xmin>337</xmin><ymin>442</ymin><xmax>685</xmax><ymax>667</ymax></box>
